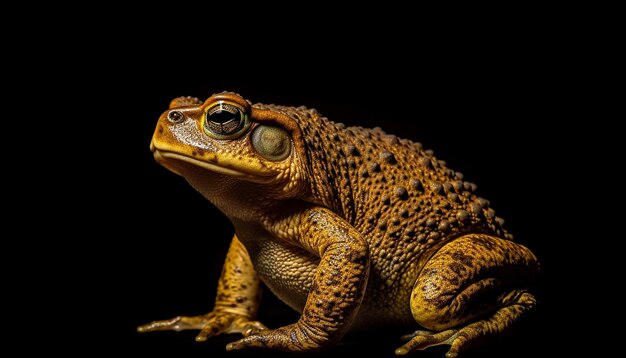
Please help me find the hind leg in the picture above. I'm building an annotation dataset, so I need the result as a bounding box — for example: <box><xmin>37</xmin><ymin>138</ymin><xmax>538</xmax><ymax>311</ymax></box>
<box><xmin>396</xmin><ymin>234</ymin><xmax>539</xmax><ymax>357</ymax></box>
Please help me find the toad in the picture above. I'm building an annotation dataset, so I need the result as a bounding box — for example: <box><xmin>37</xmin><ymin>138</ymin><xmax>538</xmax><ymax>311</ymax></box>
<box><xmin>139</xmin><ymin>92</ymin><xmax>539</xmax><ymax>357</ymax></box>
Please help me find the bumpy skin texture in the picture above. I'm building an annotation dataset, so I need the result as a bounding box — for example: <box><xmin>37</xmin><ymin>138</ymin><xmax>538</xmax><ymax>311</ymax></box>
<box><xmin>139</xmin><ymin>92</ymin><xmax>539</xmax><ymax>357</ymax></box>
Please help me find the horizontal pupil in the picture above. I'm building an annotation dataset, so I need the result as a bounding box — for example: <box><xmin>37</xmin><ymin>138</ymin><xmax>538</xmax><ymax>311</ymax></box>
<box><xmin>210</xmin><ymin>110</ymin><xmax>237</xmax><ymax>124</ymax></box>
<box><xmin>204</xmin><ymin>102</ymin><xmax>249</xmax><ymax>138</ymax></box>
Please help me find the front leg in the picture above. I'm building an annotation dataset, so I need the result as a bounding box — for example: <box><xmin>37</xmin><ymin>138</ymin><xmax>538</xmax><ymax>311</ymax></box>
<box><xmin>138</xmin><ymin>236</ymin><xmax>267</xmax><ymax>341</ymax></box>
<box><xmin>227</xmin><ymin>206</ymin><xmax>370</xmax><ymax>352</ymax></box>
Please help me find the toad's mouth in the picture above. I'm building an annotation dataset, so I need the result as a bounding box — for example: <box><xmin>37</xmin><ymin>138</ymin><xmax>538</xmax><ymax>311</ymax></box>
<box><xmin>150</xmin><ymin>141</ymin><xmax>277</xmax><ymax>180</ymax></box>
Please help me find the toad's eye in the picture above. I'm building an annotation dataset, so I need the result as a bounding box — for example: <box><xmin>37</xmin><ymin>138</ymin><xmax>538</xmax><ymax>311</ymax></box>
<box><xmin>204</xmin><ymin>101</ymin><xmax>250</xmax><ymax>139</ymax></box>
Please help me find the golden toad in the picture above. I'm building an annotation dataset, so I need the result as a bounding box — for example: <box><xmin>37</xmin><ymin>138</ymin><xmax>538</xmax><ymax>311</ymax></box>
<box><xmin>139</xmin><ymin>92</ymin><xmax>539</xmax><ymax>357</ymax></box>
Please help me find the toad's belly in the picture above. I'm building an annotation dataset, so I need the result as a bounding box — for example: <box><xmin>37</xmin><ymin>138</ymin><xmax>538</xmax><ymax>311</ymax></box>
<box><xmin>252</xmin><ymin>240</ymin><xmax>318</xmax><ymax>313</ymax></box>
<box><xmin>250</xmin><ymin>240</ymin><xmax>415</xmax><ymax>329</ymax></box>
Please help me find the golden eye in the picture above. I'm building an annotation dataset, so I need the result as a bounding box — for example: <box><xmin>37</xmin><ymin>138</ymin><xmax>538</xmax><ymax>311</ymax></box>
<box><xmin>204</xmin><ymin>101</ymin><xmax>250</xmax><ymax>139</ymax></box>
<box><xmin>251</xmin><ymin>125</ymin><xmax>291</xmax><ymax>161</ymax></box>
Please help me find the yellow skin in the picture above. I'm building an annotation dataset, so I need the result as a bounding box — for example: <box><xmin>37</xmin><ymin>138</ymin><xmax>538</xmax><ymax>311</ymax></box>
<box><xmin>138</xmin><ymin>92</ymin><xmax>539</xmax><ymax>357</ymax></box>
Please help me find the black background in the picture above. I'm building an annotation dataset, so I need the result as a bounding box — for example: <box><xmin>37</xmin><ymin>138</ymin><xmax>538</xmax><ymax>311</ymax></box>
<box><xmin>47</xmin><ymin>30</ymin><xmax>576</xmax><ymax>357</ymax></box>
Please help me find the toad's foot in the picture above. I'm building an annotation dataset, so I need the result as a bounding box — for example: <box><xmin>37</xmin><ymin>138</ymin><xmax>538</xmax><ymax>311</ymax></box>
<box><xmin>137</xmin><ymin>312</ymin><xmax>267</xmax><ymax>342</ymax></box>
<box><xmin>395</xmin><ymin>329</ymin><xmax>459</xmax><ymax>356</ymax></box>
<box><xmin>396</xmin><ymin>300</ymin><xmax>533</xmax><ymax>358</ymax></box>
<box><xmin>225</xmin><ymin>323</ymin><xmax>325</xmax><ymax>352</ymax></box>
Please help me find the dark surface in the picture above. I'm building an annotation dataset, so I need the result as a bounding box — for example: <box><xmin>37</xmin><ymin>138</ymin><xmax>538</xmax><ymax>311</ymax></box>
<box><xmin>61</xmin><ymin>47</ymin><xmax>568</xmax><ymax>357</ymax></box>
